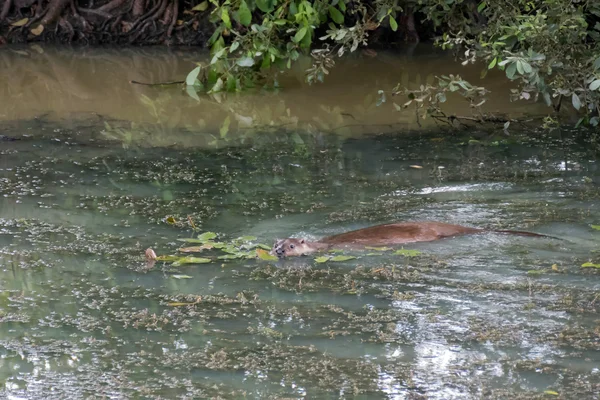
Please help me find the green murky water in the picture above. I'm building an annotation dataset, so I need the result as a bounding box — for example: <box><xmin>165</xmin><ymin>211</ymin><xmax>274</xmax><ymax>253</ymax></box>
<box><xmin>1</xmin><ymin>123</ymin><xmax>599</xmax><ymax>399</ymax></box>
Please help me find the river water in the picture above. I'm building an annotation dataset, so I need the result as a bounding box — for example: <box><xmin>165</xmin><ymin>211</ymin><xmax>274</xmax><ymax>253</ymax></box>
<box><xmin>0</xmin><ymin>45</ymin><xmax>599</xmax><ymax>399</ymax></box>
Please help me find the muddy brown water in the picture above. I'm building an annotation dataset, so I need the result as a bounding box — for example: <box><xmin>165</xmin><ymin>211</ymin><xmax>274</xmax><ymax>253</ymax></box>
<box><xmin>0</xmin><ymin>45</ymin><xmax>599</xmax><ymax>399</ymax></box>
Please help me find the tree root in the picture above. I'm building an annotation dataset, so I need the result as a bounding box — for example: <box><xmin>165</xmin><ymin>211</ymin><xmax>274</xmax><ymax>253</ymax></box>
<box><xmin>167</xmin><ymin>0</ymin><xmax>176</xmax><ymax>37</ymax></box>
<box><xmin>0</xmin><ymin>0</ymin><xmax>12</xmax><ymax>23</ymax></box>
<box><xmin>2</xmin><ymin>0</ymin><xmax>209</xmax><ymax>44</ymax></box>
<box><xmin>40</xmin><ymin>0</ymin><xmax>70</xmax><ymax>26</ymax></box>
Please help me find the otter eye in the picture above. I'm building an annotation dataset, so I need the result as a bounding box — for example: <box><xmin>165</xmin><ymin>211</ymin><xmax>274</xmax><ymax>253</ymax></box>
<box><xmin>290</xmin><ymin>244</ymin><xmax>295</xmax><ymax>249</ymax></box>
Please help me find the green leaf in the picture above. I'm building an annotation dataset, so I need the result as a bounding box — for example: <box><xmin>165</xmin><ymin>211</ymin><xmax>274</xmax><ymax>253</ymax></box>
<box><xmin>394</xmin><ymin>249</ymin><xmax>422</xmax><ymax>257</ymax></box>
<box><xmin>172</xmin><ymin>257</ymin><xmax>212</xmax><ymax>266</ymax></box>
<box><xmin>521</xmin><ymin>61</ymin><xmax>532</xmax><ymax>73</ymax></box>
<box><xmin>328</xmin><ymin>6</ymin><xmax>344</xmax><ymax>24</ymax></box>
<box><xmin>330</xmin><ymin>255</ymin><xmax>357</xmax><ymax>262</ymax></box>
<box><xmin>581</xmin><ymin>262</ymin><xmax>600</xmax><ymax>269</ymax></box>
<box><xmin>315</xmin><ymin>256</ymin><xmax>330</xmax><ymax>263</ymax></box>
<box><xmin>236</xmin><ymin>56</ymin><xmax>255</xmax><ymax>67</ymax></box>
<box><xmin>293</xmin><ymin>26</ymin><xmax>308</xmax><ymax>43</ymax></box>
<box><xmin>197</xmin><ymin>232</ymin><xmax>217</xmax><ymax>241</ymax></box>
<box><xmin>594</xmin><ymin>57</ymin><xmax>600</xmax><ymax>71</ymax></box>
<box><xmin>191</xmin><ymin>1</ymin><xmax>208</xmax><ymax>11</ymax></box>
<box><xmin>156</xmin><ymin>255</ymin><xmax>182</xmax><ymax>262</ymax></box>
<box><xmin>543</xmin><ymin>391</ymin><xmax>559</xmax><ymax>396</ymax></box>
<box><xmin>365</xmin><ymin>246</ymin><xmax>393</xmax><ymax>251</ymax></box>
<box><xmin>186</xmin><ymin>66</ymin><xmax>201</xmax><ymax>86</ymax></box>
<box><xmin>516</xmin><ymin>60</ymin><xmax>524</xmax><ymax>75</ymax></box>
<box><xmin>238</xmin><ymin>0</ymin><xmax>251</xmax><ymax>26</ymax></box>
<box><xmin>590</xmin><ymin>225</ymin><xmax>600</xmax><ymax>230</ymax></box>
<box><xmin>572</xmin><ymin>93</ymin><xmax>581</xmax><ymax>110</ymax></box>
<box><xmin>589</xmin><ymin>79</ymin><xmax>600</xmax><ymax>91</ymax></box>
<box><xmin>185</xmin><ymin>85</ymin><xmax>201</xmax><ymax>101</ymax></box>
<box><xmin>477</xmin><ymin>1</ymin><xmax>486</xmax><ymax>13</ymax></box>
<box><xmin>172</xmin><ymin>274</ymin><xmax>193</xmax><ymax>279</ymax></box>
<box><xmin>220</xmin><ymin>115</ymin><xmax>230</xmax><ymax>138</ymax></box>
<box><xmin>389</xmin><ymin>15</ymin><xmax>398</xmax><ymax>32</ymax></box>
<box><xmin>221</xmin><ymin>7</ymin><xmax>232</xmax><ymax>29</ymax></box>
<box><xmin>256</xmin><ymin>249</ymin><xmax>278</xmax><ymax>260</ymax></box>
<box><xmin>488</xmin><ymin>57</ymin><xmax>497</xmax><ymax>69</ymax></box>
<box><xmin>506</xmin><ymin>62</ymin><xmax>517</xmax><ymax>79</ymax></box>
<box><xmin>255</xmin><ymin>0</ymin><xmax>275</xmax><ymax>13</ymax></box>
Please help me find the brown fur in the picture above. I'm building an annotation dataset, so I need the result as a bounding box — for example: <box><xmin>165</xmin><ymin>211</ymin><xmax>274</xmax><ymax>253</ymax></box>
<box><xmin>270</xmin><ymin>221</ymin><xmax>550</xmax><ymax>258</ymax></box>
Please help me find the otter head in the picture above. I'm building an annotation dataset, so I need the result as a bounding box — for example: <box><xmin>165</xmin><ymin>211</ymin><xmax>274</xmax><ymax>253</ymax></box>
<box><xmin>270</xmin><ymin>238</ymin><xmax>314</xmax><ymax>258</ymax></box>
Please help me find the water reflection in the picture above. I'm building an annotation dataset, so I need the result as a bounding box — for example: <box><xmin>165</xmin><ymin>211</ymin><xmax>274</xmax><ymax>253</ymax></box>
<box><xmin>0</xmin><ymin>45</ymin><xmax>551</xmax><ymax>145</ymax></box>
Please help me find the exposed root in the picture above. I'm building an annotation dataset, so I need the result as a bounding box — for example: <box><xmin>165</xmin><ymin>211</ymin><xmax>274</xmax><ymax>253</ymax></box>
<box><xmin>0</xmin><ymin>0</ymin><xmax>12</xmax><ymax>23</ymax></box>
<box><xmin>97</xmin><ymin>0</ymin><xmax>128</xmax><ymax>13</ymax></box>
<box><xmin>167</xmin><ymin>0</ymin><xmax>177</xmax><ymax>37</ymax></box>
<box><xmin>132</xmin><ymin>0</ymin><xmax>145</xmax><ymax>18</ymax></box>
<box><xmin>40</xmin><ymin>0</ymin><xmax>70</xmax><ymax>26</ymax></box>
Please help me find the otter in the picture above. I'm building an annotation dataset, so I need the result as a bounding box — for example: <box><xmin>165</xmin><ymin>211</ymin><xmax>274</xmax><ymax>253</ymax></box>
<box><xmin>271</xmin><ymin>221</ymin><xmax>551</xmax><ymax>258</ymax></box>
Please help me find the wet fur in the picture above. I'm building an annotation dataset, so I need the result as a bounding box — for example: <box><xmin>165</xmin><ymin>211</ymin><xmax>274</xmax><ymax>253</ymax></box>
<box><xmin>271</xmin><ymin>221</ymin><xmax>551</xmax><ymax>258</ymax></box>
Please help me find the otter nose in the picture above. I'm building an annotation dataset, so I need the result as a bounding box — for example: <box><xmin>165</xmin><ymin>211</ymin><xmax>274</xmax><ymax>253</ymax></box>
<box><xmin>275</xmin><ymin>248</ymin><xmax>284</xmax><ymax>256</ymax></box>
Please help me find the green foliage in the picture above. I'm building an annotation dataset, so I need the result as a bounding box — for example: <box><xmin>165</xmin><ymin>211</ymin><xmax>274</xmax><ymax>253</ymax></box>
<box><xmin>423</xmin><ymin>0</ymin><xmax>600</xmax><ymax>125</ymax></box>
<box><xmin>185</xmin><ymin>0</ymin><xmax>599</xmax><ymax>127</ymax></box>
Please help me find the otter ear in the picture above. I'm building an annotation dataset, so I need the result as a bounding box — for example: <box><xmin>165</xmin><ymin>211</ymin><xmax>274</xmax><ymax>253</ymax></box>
<box><xmin>300</xmin><ymin>239</ymin><xmax>305</xmax><ymax>244</ymax></box>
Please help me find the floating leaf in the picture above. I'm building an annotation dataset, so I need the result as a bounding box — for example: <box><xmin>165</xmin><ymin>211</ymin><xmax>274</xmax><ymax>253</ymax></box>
<box><xmin>366</xmin><ymin>253</ymin><xmax>383</xmax><ymax>256</ymax></box>
<box><xmin>238</xmin><ymin>235</ymin><xmax>257</xmax><ymax>241</ymax></box>
<box><xmin>315</xmin><ymin>256</ymin><xmax>330</xmax><ymax>263</ymax></box>
<box><xmin>365</xmin><ymin>246</ymin><xmax>393</xmax><ymax>251</ymax></box>
<box><xmin>172</xmin><ymin>256</ymin><xmax>212</xmax><ymax>266</ymax></box>
<box><xmin>166</xmin><ymin>216</ymin><xmax>177</xmax><ymax>225</ymax></box>
<box><xmin>543</xmin><ymin>391</ymin><xmax>559</xmax><ymax>396</ymax></box>
<box><xmin>172</xmin><ymin>274</ymin><xmax>193</xmax><ymax>279</ymax></box>
<box><xmin>255</xmin><ymin>243</ymin><xmax>272</xmax><ymax>250</ymax></box>
<box><xmin>30</xmin><ymin>24</ymin><xmax>44</xmax><ymax>36</ymax></box>
<box><xmin>11</xmin><ymin>18</ymin><xmax>29</xmax><ymax>27</ymax></box>
<box><xmin>238</xmin><ymin>0</ymin><xmax>252</xmax><ymax>26</ymax></box>
<box><xmin>178</xmin><ymin>245</ymin><xmax>212</xmax><ymax>253</ymax></box>
<box><xmin>389</xmin><ymin>15</ymin><xmax>398</xmax><ymax>31</ymax></box>
<box><xmin>581</xmin><ymin>262</ymin><xmax>600</xmax><ymax>269</ymax></box>
<box><xmin>395</xmin><ymin>249</ymin><xmax>422</xmax><ymax>257</ymax></box>
<box><xmin>191</xmin><ymin>1</ymin><xmax>208</xmax><ymax>11</ymax></box>
<box><xmin>257</xmin><ymin>248</ymin><xmax>278</xmax><ymax>260</ymax></box>
<box><xmin>218</xmin><ymin>254</ymin><xmax>243</xmax><ymax>260</ymax></box>
<box><xmin>330</xmin><ymin>255</ymin><xmax>357</xmax><ymax>262</ymax></box>
<box><xmin>197</xmin><ymin>232</ymin><xmax>217</xmax><ymax>241</ymax></box>
<box><xmin>186</xmin><ymin>66</ymin><xmax>201</xmax><ymax>86</ymax></box>
<box><xmin>590</xmin><ymin>225</ymin><xmax>600</xmax><ymax>230</ymax></box>
<box><xmin>156</xmin><ymin>255</ymin><xmax>182</xmax><ymax>262</ymax></box>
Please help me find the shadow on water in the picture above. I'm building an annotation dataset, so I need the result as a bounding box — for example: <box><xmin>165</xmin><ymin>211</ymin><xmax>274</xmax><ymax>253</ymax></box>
<box><xmin>0</xmin><ymin>46</ymin><xmax>599</xmax><ymax>399</ymax></box>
